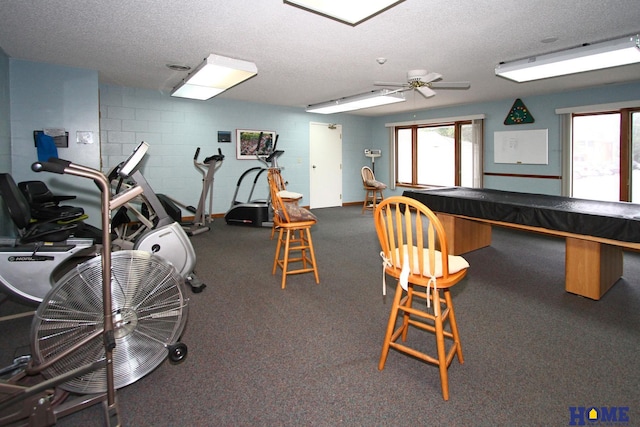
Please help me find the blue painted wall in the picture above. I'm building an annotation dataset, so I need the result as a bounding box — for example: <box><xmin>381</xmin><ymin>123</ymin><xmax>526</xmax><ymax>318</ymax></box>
<box><xmin>0</xmin><ymin>49</ymin><xmax>11</xmax><ymax>235</ymax></box>
<box><xmin>0</xmin><ymin>49</ymin><xmax>9</xmax><ymax>172</ymax></box>
<box><xmin>8</xmin><ymin>59</ymin><xmax>101</xmax><ymax>225</ymax></box>
<box><xmin>1</xmin><ymin>58</ymin><xmax>639</xmax><ymax>228</ymax></box>
<box><xmin>99</xmin><ymin>84</ymin><xmax>375</xmax><ymax>213</ymax></box>
<box><xmin>371</xmin><ymin>81</ymin><xmax>640</xmax><ymax>196</ymax></box>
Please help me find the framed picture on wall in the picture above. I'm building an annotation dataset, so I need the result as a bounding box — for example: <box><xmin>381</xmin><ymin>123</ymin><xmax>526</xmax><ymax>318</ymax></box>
<box><xmin>218</xmin><ymin>131</ymin><xmax>232</xmax><ymax>143</ymax></box>
<box><xmin>236</xmin><ymin>129</ymin><xmax>276</xmax><ymax>159</ymax></box>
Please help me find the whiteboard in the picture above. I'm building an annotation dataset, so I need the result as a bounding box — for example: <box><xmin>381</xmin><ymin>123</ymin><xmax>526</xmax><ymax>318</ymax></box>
<box><xmin>494</xmin><ymin>129</ymin><xmax>548</xmax><ymax>164</ymax></box>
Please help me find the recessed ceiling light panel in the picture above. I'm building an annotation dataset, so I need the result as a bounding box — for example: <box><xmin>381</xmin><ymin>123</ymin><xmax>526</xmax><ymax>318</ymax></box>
<box><xmin>284</xmin><ymin>0</ymin><xmax>405</xmax><ymax>25</ymax></box>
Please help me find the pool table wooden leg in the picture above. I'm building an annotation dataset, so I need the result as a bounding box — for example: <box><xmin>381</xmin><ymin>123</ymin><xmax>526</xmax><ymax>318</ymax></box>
<box><xmin>565</xmin><ymin>237</ymin><xmax>623</xmax><ymax>300</ymax></box>
<box><xmin>437</xmin><ymin>213</ymin><xmax>492</xmax><ymax>255</ymax></box>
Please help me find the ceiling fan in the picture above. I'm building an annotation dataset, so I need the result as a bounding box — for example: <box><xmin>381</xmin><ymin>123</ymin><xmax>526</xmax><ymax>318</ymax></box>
<box><xmin>375</xmin><ymin>69</ymin><xmax>470</xmax><ymax>98</ymax></box>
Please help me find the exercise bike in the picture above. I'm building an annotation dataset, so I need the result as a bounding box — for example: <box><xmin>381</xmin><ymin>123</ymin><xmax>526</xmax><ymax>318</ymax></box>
<box><xmin>0</xmin><ymin>142</ymin><xmax>189</xmax><ymax>426</ymax></box>
<box><xmin>164</xmin><ymin>148</ymin><xmax>224</xmax><ymax>236</ymax></box>
<box><xmin>0</xmin><ymin>142</ymin><xmax>204</xmax><ymax>304</ymax></box>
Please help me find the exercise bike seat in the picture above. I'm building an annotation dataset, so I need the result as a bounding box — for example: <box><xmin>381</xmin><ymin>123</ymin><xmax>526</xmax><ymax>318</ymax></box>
<box><xmin>0</xmin><ymin>173</ymin><xmax>76</xmax><ymax>243</ymax></box>
<box><xmin>18</xmin><ymin>180</ymin><xmax>86</xmax><ymax>222</ymax></box>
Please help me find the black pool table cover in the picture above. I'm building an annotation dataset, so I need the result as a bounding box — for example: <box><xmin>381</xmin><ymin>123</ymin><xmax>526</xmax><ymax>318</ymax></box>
<box><xmin>403</xmin><ymin>187</ymin><xmax>640</xmax><ymax>243</ymax></box>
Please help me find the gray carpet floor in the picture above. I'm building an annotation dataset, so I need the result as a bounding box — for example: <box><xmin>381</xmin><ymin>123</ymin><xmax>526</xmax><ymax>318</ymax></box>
<box><xmin>1</xmin><ymin>205</ymin><xmax>639</xmax><ymax>426</ymax></box>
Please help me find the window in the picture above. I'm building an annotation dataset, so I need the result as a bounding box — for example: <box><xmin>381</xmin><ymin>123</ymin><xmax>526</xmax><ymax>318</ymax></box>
<box><xmin>631</xmin><ymin>111</ymin><xmax>640</xmax><ymax>202</ymax></box>
<box><xmin>395</xmin><ymin>120</ymin><xmax>481</xmax><ymax>188</ymax></box>
<box><xmin>572</xmin><ymin>113</ymin><xmax>620</xmax><ymax>201</ymax></box>
<box><xmin>571</xmin><ymin>108</ymin><xmax>640</xmax><ymax>202</ymax></box>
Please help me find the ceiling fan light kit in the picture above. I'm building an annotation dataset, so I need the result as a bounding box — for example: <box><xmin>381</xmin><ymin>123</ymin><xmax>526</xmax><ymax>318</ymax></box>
<box><xmin>171</xmin><ymin>54</ymin><xmax>258</xmax><ymax>100</ymax></box>
<box><xmin>495</xmin><ymin>33</ymin><xmax>640</xmax><ymax>82</ymax></box>
<box><xmin>306</xmin><ymin>89</ymin><xmax>405</xmax><ymax>114</ymax></box>
<box><xmin>284</xmin><ymin>0</ymin><xmax>405</xmax><ymax>25</ymax></box>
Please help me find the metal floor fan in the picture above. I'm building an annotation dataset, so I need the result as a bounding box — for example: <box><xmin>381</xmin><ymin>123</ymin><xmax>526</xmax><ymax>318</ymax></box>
<box><xmin>30</xmin><ymin>250</ymin><xmax>189</xmax><ymax>394</ymax></box>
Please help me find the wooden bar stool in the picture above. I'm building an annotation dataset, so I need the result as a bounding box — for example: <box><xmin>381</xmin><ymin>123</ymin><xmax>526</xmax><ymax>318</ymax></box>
<box><xmin>268</xmin><ymin>170</ymin><xmax>319</xmax><ymax>289</ymax></box>
<box><xmin>361</xmin><ymin>166</ymin><xmax>385</xmax><ymax>213</ymax></box>
<box><xmin>374</xmin><ymin>196</ymin><xmax>469</xmax><ymax>400</ymax></box>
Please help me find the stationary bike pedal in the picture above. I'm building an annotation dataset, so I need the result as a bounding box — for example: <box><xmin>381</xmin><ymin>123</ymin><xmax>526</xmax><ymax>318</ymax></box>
<box><xmin>186</xmin><ymin>275</ymin><xmax>206</xmax><ymax>293</ymax></box>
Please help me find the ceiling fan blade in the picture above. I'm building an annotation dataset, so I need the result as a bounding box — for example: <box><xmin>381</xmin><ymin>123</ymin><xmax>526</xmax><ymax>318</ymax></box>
<box><xmin>416</xmin><ymin>86</ymin><xmax>436</xmax><ymax>98</ymax></box>
<box><xmin>421</xmin><ymin>72</ymin><xmax>442</xmax><ymax>83</ymax></box>
<box><xmin>374</xmin><ymin>81</ymin><xmax>408</xmax><ymax>87</ymax></box>
<box><xmin>430</xmin><ymin>81</ymin><xmax>471</xmax><ymax>89</ymax></box>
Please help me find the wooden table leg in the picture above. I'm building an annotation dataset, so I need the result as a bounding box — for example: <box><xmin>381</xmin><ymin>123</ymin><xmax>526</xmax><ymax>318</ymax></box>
<box><xmin>565</xmin><ymin>237</ymin><xmax>623</xmax><ymax>300</ymax></box>
<box><xmin>437</xmin><ymin>213</ymin><xmax>492</xmax><ymax>255</ymax></box>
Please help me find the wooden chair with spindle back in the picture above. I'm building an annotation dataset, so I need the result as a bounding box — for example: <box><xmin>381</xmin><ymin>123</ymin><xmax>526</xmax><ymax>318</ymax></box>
<box><xmin>374</xmin><ymin>196</ymin><xmax>469</xmax><ymax>400</ymax></box>
<box><xmin>267</xmin><ymin>169</ymin><xmax>319</xmax><ymax>289</ymax></box>
<box><xmin>361</xmin><ymin>166</ymin><xmax>385</xmax><ymax>213</ymax></box>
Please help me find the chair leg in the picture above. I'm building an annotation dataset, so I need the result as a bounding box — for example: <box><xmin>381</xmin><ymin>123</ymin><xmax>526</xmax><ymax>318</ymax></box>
<box><xmin>444</xmin><ymin>289</ymin><xmax>463</xmax><ymax>364</ymax></box>
<box><xmin>305</xmin><ymin>228</ymin><xmax>320</xmax><ymax>283</ymax></box>
<box><xmin>377</xmin><ymin>189</ymin><xmax>384</xmax><ymax>207</ymax></box>
<box><xmin>362</xmin><ymin>189</ymin><xmax>370</xmax><ymax>213</ymax></box>
<box><xmin>280</xmin><ymin>229</ymin><xmax>292</xmax><ymax>289</ymax></box>
<box><xmin>400</xmin><ymin>285</ymin><xmax>415</xmax><ymax>342</ymax></box>
<box><xmin>272</xmin><ymin>228</ymin><xmax>284</xmax><ymax>275</ymax></box>
<box><xmin>379</xmin><ymin>281</ymin><xmax>404</xmax><ymax>371</ymax></box>
<box><xmin>432</xmin><ymin>291</ymin><xmax>450</xmax><ymax>401</ymax></box>
<box><xmin>297</xmin><ymin>229</ymin><xmax>308</xmax><ymax>270</ymax></box>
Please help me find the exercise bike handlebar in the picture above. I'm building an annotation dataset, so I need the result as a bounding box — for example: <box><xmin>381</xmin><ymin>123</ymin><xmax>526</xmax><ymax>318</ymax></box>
<box><xmin>31</xmin><ymin>158</ymin><xmax>70</xmax><ymax>175</ymax></box>
<box><xmin>31</xmin><ymin>155</ymin><xmax>119</xmax><ymax>406</ymax></box>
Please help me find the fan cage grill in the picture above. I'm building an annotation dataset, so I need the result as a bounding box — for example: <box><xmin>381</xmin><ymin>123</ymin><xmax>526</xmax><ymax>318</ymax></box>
<box><xmin>31</xmin><ymin>250</ymin><xmax>188</xmax><ymax>394</ymax></box>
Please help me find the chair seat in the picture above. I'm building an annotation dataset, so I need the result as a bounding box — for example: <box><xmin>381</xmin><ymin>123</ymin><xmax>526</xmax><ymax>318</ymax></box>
<box><xmin>275</xmin><ymin>219</ymin><xmax>317</xmax><ymax>228</ymax></box>
<box><xmin>389</xmin><ymin>245</ymin><xmax>469</xmax><ymax>281</ymax></box>
<box><xmin>278</xmin><ymin>190</ymin><xmax>303</xmax><ymax>200</ymax></box>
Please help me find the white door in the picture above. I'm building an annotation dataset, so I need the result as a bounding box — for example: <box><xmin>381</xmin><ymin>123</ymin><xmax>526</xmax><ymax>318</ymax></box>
<box><xmin>310</xmin><ymin>122</ymin><xmax>342</xmax><ymax>209</ymax></box>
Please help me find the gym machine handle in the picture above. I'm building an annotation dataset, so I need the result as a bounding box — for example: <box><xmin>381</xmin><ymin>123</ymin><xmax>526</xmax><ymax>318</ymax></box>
<box><xmin>32</xmin><ymin>158</ymin><xmax>71</xmax><ymax>174</ymax></box>
<box><xmin>204</xmin><ymin>148</ymin><xmax>224</xmax><ymax>164</ymax></box>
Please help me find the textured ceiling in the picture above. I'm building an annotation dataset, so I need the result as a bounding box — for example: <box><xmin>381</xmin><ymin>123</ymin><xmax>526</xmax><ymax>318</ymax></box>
<box><xmin>0</xmin><ymin>0</ymin><xmax>639</xmax><ymax>116</ymax></box>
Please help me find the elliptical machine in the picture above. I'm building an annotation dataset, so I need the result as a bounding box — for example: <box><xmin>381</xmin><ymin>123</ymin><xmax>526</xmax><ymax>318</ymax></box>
<box><xmin>225</xmin><ymin>134</ymin><xmax>283</xmax><ymax>227</ymax></box>
<box><xmin>108</xmin><ymin>146</ymin><xmax>206</xmax><ymax>292</ymax></box>
<box><xmin>164</xmin><ymin>147</ymin><xmax>224</xmax><ymax>236</ymax></box>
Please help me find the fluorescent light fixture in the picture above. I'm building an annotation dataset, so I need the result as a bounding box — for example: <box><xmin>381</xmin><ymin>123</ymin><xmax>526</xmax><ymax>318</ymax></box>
<box><xmin>171</xmin><ymin>54</ymin><xmax>257</xmax><ymax>100</ymax></box>
<box><xmin>496</xmin><ymin>34</ymin><xmax>640</xmax><ymax>82</ymax></box>
<box><xmin>284</xmin><ymin>0</ymin><xmax>404</xmax><ymax>25</ymax></box>
<box><xmin>306</xmin><ymin>90</ymin><xmax>405</xmax><ymax>114</ymax></box>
